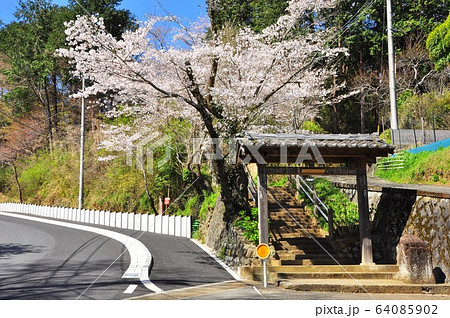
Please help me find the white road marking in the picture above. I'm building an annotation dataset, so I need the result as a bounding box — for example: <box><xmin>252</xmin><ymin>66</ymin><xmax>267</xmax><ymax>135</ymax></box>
<box><xmin>0</xmin><ymin>212</ymin><xmax>163</xmax><ymax>293</ymax></box>
<box><xmin>252</xmin><ymin>286</ymin><xmax>263</xmax><ymax>297</ymax></box>
<box><xmin>124</xmin><ymin>284</ymin><xmax>138</xmax><ymax>294</ymax></box>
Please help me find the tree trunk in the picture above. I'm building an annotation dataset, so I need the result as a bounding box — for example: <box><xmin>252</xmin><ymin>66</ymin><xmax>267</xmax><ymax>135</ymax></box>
<box><xmin>184</xmin><ymin>60</ymin><xmax>248</xmax><ymax>220</ymax></box>
<box><xmin>360</xmin><ymin>88</ymin><xmax>366</xmax><ymax>133</ymax></box>
<box><xmin>52</xmin><ymin>72</ymin><xmax>58</xmax><ymax>131</ymax></box>
<box><xmin>44</xmin><ymin>83</ymin><xmax>54</xmax><ymax>156</ymax></box>
<box><xmin>135</xmin><ymin>151</ymin><xmax>158</xmax><ymax>214</ymax></box>
<box><xmin>11</xmin><ymin>163</ymin><xmax>23</xmax><ymax>203</ymax></box>
<box><xmin>332</xmin><ymin>104</ymin><xmax>339</xmax><ymax>133</ymax></box>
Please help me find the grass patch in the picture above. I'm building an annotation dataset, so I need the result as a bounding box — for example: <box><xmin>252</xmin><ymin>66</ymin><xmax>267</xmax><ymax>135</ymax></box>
<box><xmin>198</xmin><ymin>190</ymin><xmax>219</xmax><ymax>221</ymax></box>
<box><xmin>376</xmin><ymin>147</ymin><xmax>450</xmax><ymax>185</ymax></box>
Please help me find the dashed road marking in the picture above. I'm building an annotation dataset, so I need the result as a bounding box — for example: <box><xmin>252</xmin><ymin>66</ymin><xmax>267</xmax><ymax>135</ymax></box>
<box><xmin>124</xmin><ymin>284</ymin><xmax>138</xmax><ymax>294</ymax></box>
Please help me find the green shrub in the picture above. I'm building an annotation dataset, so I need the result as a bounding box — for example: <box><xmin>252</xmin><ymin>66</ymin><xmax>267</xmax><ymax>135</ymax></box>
<box><xmin>234</xmin><ymin>207</ymin><xmax>260</xmax><ymax>245</ymax></box>
<box><xmin>177</xmin><ymin>195</ymin><xmax>198</xmax><ymax>216</ymax></box>
<box><xmin>301</xmin><ymin>120</ymin><xmax>327</xmax><ymax>133</ymax></box>
<box><xmin>398</xmin><ymin>90</ymin><xmax>450</xmax><ymax>130</ymax></box>
<box><xmin>299</xmin><ymin>178</ymin><xmax>358</xmax><ymax>232</ymax></box>
<box><xmin>198</xmin><ymin>190</ymin><xmax>219</xmax><ymax>221</ymax></box>
<box><xmin>0</xmin><ymin>166</ymin><xmax>12</xmax><ymax>193</ymax></box>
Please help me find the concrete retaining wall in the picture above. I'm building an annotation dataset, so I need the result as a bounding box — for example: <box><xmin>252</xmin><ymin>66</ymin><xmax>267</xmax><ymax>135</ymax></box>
<box><xmin>0</xmin><ymin>203</ymin><xmax>191</xmax><ymax>239</ymax></box>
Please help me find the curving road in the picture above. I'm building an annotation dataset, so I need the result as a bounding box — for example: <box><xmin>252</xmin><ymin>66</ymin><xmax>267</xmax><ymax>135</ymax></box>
<box><xmin>0</xmin><ymin>213</ymin><xmax>235</xmax><ymax>300</ymax></box>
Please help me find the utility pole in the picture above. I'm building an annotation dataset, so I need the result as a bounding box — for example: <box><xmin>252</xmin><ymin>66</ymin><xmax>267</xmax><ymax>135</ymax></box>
<box><xmin>387</xmin><ymin>0</ymin><xmax>398</xmax><ymax>130</ymax></box>
<box><xmin>78</xmin><ymin>76</ymin><xmax>86</xmax><ymax>210</ymax></box>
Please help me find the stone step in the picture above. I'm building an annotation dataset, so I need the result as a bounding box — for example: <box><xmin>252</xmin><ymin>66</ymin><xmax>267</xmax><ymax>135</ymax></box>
<box><xmin>277</xmin><ymin>259</ymin><xmax>345</xmax><ymax>266</ymax></box>
<box><xmin>279</xmin><ymin>279</ymin><xmax>450</xmax><ymax>295</ymax></box>
<box><xmin>269</xmin><ymin>265</ymin><xmax>399</xmax><ymax>273</ymax></box>
<box><xmin>270</xmin><ymin>223</ymin><xmax>319</xmax><ymax>229</ymax></box>
<box><xmin>276</xmin><ymin>252</ymin><xmax>339</xmax><ymax>259</ymax></box>
<box><xmin>275</xmin><ymin>245</ymin><xmax>335</xmax><ymax>253</ymax></box>
<box><xmin>271</xmin><ymin>226</ymin><xmax>320</xmax><ymax>232</ymax></box>
<box><xmin>268</xmin><ymin>205</ymin><xmax>309</xmax><ymax>210</ymax></box>
<box><xmin>239</xmin><ymin>265</ymin><xmax>401</xmax><ymax>286</ymax></box>
<box><xmin>279</xmin><ymin>237</ymin><xmax>331</xmax><ymax>244</ymax></box>
<box><xmin>272</xmin><ymin>234</ymin><xmax>324</xmax><ymax>240</ymax></box>
<box><xmin>277</xmin><ymin>272</ymin><xmax>397</xmax><ymax>280</ymax></box>
<box><xmin>270</xmin><ymin>217</ymin><xmax>316</xmax><ymax>222</ymax></box>
<box><xmin>270</xmin><ymin>216</ymin><xmax>315</xmax><ymax>222</ymax></box>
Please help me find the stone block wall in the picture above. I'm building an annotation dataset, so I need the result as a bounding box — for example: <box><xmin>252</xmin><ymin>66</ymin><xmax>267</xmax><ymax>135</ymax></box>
<box><xmin>203</xmin><ymin>196</ymin><xmax>259</xmax><ymax>269</ymax></box>
<box><xmin>402</xmin><ymin>196</ymin><xmax>450</xmax><ymax>283</ymax></box>
<box><xmin>333</xmin><ymin>182</ymin><xmax>450</xmax><ymax>283</ymax></box>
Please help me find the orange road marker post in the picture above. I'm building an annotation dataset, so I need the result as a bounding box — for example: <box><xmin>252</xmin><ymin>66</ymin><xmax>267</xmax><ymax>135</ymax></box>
<box><xmin>256</xmin><ymin>243</ymin><xmax>270</xmax><ymax>288</ymax></box>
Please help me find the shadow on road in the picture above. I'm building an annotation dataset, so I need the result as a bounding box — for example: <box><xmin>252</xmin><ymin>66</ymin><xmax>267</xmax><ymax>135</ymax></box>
<box><xmin>0</xmin><ymin>243</ymin><xmax>43</xmax><ymax>259</ymax></box>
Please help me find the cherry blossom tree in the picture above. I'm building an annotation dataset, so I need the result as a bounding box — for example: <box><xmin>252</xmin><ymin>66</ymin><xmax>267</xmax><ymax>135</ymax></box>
<box><xmin>58</xmin><ymin>0</ymin><xmax>347</xmax><ymax>215</ymax></box>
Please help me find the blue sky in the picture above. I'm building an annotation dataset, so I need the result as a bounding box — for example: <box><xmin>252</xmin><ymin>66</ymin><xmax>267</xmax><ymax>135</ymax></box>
<box><xmin>0</xmin><ymin>0</ymin><xmax>207</xmax><ymax>25</ymax></box>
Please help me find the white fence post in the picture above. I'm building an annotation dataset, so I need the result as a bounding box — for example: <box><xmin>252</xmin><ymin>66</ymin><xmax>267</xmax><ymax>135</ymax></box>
<box><xmin>181</xmin><ymin>216</ymin><xmax>187</xmax><ymax>238</ymax></box>
<box><xmin>134</xmin><ymin>214</ymin><xmax>141</xmax><ymax>231</ymax></box>
<box><xmin>154</xmin><ymin>215</ymin><xmax>161</xmax><ymax>234</ymax></box>
<box><xmin>110</xmin><ymin>212</ymin><xmax>116</xmax><ymax>227</ymax></box>
<box><xmin>88</xmin><ymin>210</ymin><xmax>94</xmax><ymax>224</ymax></box>
<box><xmin>99</xmin><ymin>210</ymin><xmax>105</xmax><ymax>226</ymax></box>
<box><xmin>121</xmin><ymin>213</ymin><xmax>128</xmax><ymax>229</ymax></box>
<box><xmin>186</xmin><ymin>216</ymin><xmax>191</xmax><ymax>238</ymax></box>
<box><xmin>162</xmin><ymin>215</ymin><xmax>169</xmax><ymax>235</ymax></box>
<box><xmin>141</xmin><ymin>214</ymin><xmax>149</xmax><ymax>232</ymax></box>
<box><xmin>127</xmin><ymin>213</ymin><xmax>134</xmax><ymax>230</ymax></box>
<box><xmin>175</xmin><ymin>215</ymin><xmax>182</xmax><ymax>237</ymax></box>
<box><xmin>104</xmin><ymin>211</ymin><xmax>110</xmax><ymax>227</ymax></box>
<box><xmin>148</xmin><ymin>214</ymin><xmax>155</xmax><ymax>232</ymax></box>
<box><xmin>94</xmin><ymin>210</ymin><xmax>100</xmax><ymax>224</ymax></box>
<box><xmin>115</xmin><ymin>212</ymin><xmax>122</xmax><ymax>228</ymax></box>
<box><xmin>169</xmin><ymin>216</ymin><xmax>175</xmax><ymax>236</ymax></box>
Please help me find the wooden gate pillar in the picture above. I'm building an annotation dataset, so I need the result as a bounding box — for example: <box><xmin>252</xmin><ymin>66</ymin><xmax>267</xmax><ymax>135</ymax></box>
<box><xmin>356</xmin><ymin>159</ymin><xmax>374</xmax><ymax>265</ymax></box>
<box><xmin>257</xmin><ymin>164</ymin><xmax>269</xmax><ymax>244</ymax></box>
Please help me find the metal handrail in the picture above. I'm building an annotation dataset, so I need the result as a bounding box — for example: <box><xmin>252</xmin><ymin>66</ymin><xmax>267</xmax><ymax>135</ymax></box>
<box><xmin>243</xmin><ymin>164</ymin><xmax>258</xmax><ymax>204</ymax></box>
<box><xmin>295</xmin><ymin>175</ymin><xmax>328</xmax><ymax>222</ymax></box>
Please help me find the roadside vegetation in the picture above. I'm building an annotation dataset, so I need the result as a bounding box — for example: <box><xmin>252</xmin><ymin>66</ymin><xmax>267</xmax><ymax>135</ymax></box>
<box><xmin>376</xmin><ymin>147</ymin><xmax>450</xmax><ymax>185</ymax></box>
<box><xmin>234</xmin><ymin>207</ymin><xmax>260</xmax><ymax>245</ymax></box>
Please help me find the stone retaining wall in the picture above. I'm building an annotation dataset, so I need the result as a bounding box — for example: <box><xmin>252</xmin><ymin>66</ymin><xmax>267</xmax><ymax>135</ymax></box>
<box><xmin>402</xmin><ymin>196</ymin><xmax>450</xmax><ymax>283</ymax></box>
<box><xmin>203</xmin><ymin>196</ymin><xmax>259</xmax><ymax>269</ymax></box>
<box><xmin>332</xmin><ymin>183</ymin><xmax>450</xmax><ymax>283</ymax></box>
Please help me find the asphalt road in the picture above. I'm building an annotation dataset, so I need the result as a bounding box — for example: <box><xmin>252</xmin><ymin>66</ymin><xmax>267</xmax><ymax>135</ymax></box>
<box><xmin>0</xmin><ymin>214</ymin><xmax>234</xmax><ymax>300</ymax></box>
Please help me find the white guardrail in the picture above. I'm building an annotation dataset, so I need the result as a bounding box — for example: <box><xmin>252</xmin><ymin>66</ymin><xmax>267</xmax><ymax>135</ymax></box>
<box><xmin>0</xmin><ymin>203</ymin><xmax>191</xmax><ymax>238</ymax></box>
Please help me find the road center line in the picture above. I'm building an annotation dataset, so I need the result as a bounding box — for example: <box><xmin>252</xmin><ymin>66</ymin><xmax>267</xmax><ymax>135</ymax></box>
<box><xmin>0</xmin><ymin>212</ymin><xmax>163</xmax><ymax>294</ymax></box>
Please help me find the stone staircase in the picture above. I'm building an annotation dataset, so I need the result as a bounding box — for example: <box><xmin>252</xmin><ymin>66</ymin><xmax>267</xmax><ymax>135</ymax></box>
<box><xmin>267</xmin><ymin>186</ymin><xmax>354</xmax><ymax>266</ymax></box>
